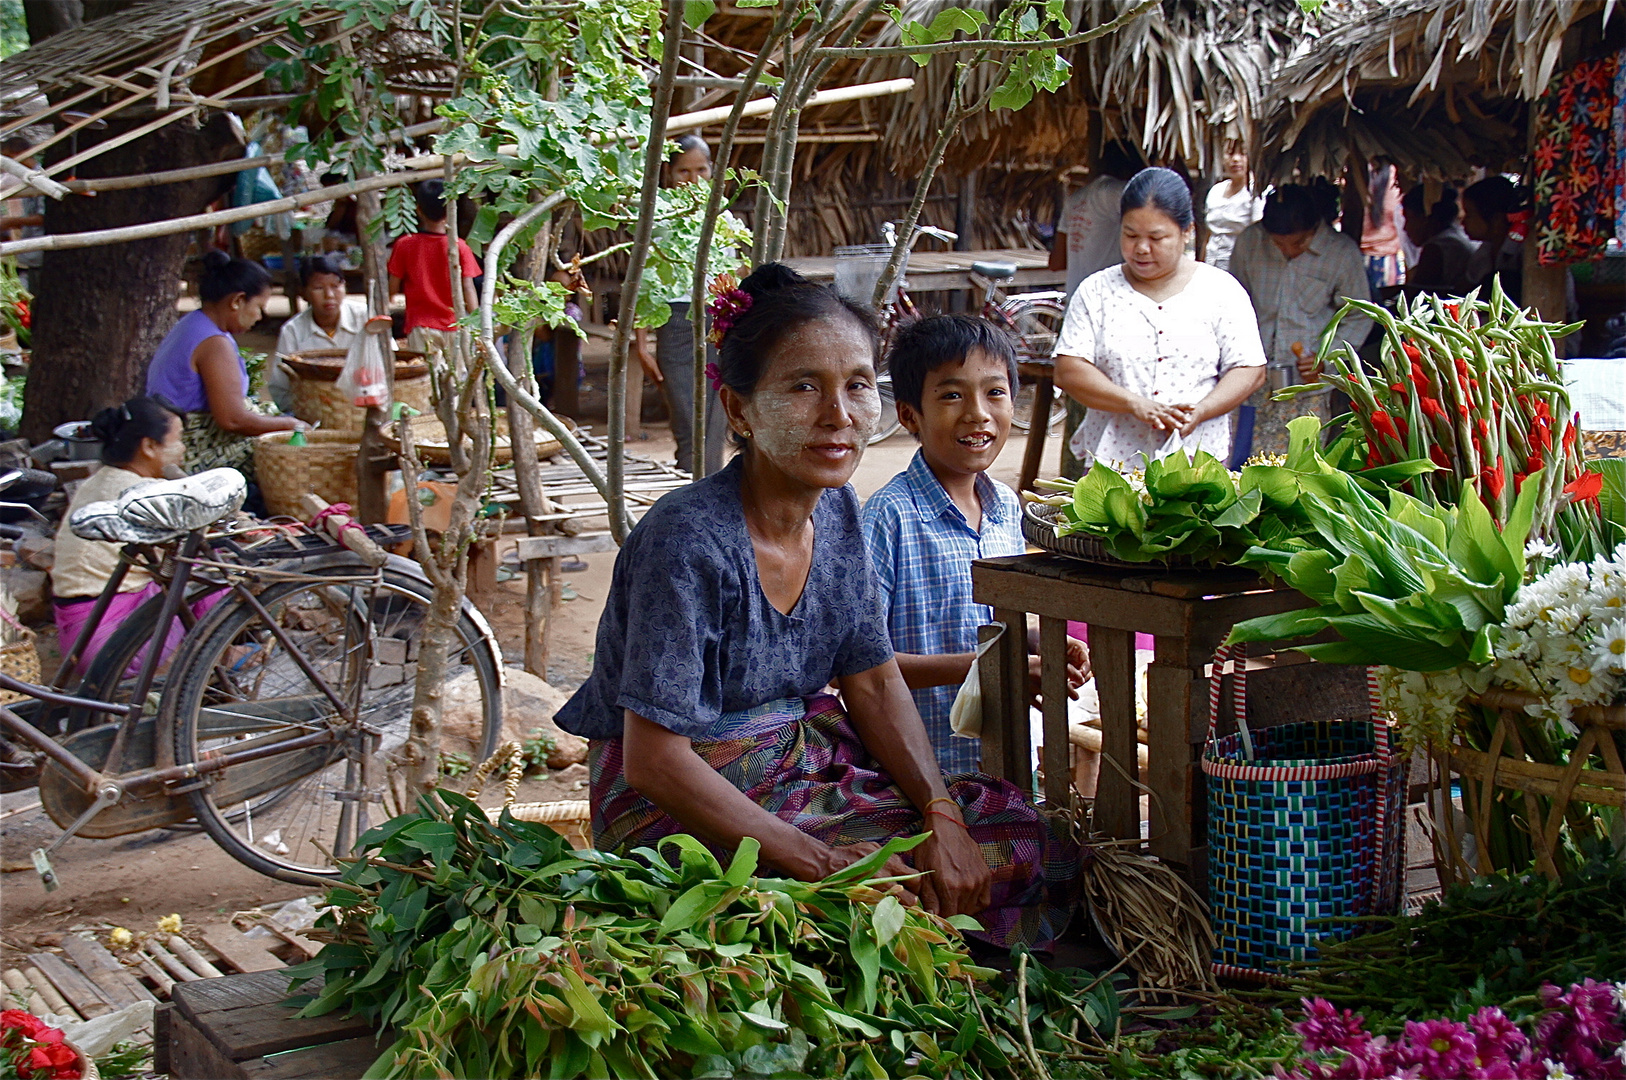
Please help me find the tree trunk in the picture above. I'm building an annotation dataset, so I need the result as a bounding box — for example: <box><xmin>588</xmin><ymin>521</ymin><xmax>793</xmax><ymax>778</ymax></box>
<box><xmin>20</xmin><ymin>115</ymin><xmax>239</xmax><ymax>442</ymax></box>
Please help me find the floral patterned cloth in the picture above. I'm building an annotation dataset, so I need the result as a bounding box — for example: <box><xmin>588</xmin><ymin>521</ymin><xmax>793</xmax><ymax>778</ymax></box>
<box><xmin>1533</xmin><ymin>52</ymin><xmax>1622</xmax><ymax>266</ymax></box>
<box><xmin>588</xmin><ymin>694</ymin><xmax>1082</xmax><ymax>950</ymax></box>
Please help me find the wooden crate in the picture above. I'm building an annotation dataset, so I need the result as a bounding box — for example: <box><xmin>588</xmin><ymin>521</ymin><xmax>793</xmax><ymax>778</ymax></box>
<box><xmin>166</xmin><ymin>970</ymin><xmax>389</xmax><ymax>1080</ymax></box>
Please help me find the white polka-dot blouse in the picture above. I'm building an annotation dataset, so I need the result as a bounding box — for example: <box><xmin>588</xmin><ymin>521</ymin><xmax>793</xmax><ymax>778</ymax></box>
<box><xmin>1053</xmin><ymin>262</ymin><xmax>1266</xmax><ymax>471</ymax></box>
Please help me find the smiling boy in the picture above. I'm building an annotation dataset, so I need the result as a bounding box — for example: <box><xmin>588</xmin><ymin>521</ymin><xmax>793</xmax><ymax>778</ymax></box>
<box><xmin>861</xmin><ymin>315</ymin><xmax>1086</xmax><ymax>775</ymax></box>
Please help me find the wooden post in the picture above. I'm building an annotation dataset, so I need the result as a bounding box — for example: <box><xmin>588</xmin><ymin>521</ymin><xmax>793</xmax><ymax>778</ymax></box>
<box><xmin>353</xmin><ymin>185</ymin><xmax>394</xmax><ymax>523</ymax></box>
<box><xmin>553</xmin><ymin>326</ymin><xmax>580</xmax><ymax>418</ymax></box>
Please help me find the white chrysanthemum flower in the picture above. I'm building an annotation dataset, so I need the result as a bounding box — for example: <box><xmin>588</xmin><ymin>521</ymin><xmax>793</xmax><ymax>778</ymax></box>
<box><xmin>1590</xmin><ymin>591</ymin><xmax>1626</xmax><ymax>623</ymax></box>
<box><xmin>1590</xmin><ymin>619</ymin><xmax>1626</xmax><ymax>676</ymax></box>
<box><xmin>1540</xmin><ymin>604</ymin><xmax>1586</xmax><ymax>636</ymax></box>
<box><xmin>1526</xmin><ymin>538</ymin><xmax>1560</xmax><ymax>562</ymax></box>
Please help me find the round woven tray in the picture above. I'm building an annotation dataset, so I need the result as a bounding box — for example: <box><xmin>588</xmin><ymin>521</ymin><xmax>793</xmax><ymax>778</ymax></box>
<box><xmin>1022</xmin><ymin>500</ymin><xmax>1195</xmax><ymax>568</ymax></box>
<box><xmin>283</xmin><ymin>347</ymin><xmax>428</xmax><ymax>381</ymax></box>
<box><xmin>383</xmin><ymin>414</ymin><xmax>566</xmax><ymax>466</ymax></box>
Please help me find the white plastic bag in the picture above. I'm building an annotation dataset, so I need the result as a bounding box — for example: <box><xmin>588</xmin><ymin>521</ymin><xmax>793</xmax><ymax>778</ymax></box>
<box><xmin>949</xmin><ymin>624</ymin><xmax>1006</xmax><ymax>739</ymax></box>
<box><xmin>336</xmin><ymin>323</ymin><xmax>388</xmax><ymax>409</ymax></box>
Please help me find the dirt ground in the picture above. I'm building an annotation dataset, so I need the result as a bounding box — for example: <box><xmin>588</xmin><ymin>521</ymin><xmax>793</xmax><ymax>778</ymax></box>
<box><xmin>1</xmin><ymin>300</ymin><xmax>1063</xmax><ymax>950</ymax></box>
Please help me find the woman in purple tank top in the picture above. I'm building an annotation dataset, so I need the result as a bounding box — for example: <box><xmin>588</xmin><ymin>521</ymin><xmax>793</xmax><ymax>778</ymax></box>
<box><xmin>147</xmin><ymin>251</ymin><xmax>298</xmax><ymax>477</ymax></box>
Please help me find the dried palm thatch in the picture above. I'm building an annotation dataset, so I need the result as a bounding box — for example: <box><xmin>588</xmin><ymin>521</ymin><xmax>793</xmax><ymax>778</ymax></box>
<box><xmin>699</xmin><ymin>0</ymin><xmax>1307</xmax><ymax>180</ymax></box>
<box><xmin>1257</xmin><ymin>0</ymin><xmax>1609</xmax><ymax>181</ymax></box>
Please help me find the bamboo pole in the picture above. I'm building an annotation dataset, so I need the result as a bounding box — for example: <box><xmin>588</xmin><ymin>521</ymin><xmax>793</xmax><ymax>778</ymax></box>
<box><xmin>606</xmin><ymin>1</ymin><xmax>687</xmax><ymax>544</ymax></box>
<box><xmin>687</xmin><ymin>2</ymin><xmax>800</xmax><ymax>479</ymax></box>
<box><xmin>0</xmin><ymin>156</ymin><xmax>69</xmax><ymax>200</ymax></box>
<box><xmin>153</xmin><ymin>21</ymin><xmax>202</xmax><ymax>113</ymax></box>
<box><xmin>57</xmin><ymin>119</ymin><xmax>444</xmax><ymax>195</ymax></box>
<box><xmin>0</xmin><ymin>166</ymin><xmax>441</xmax><ymax>257</ymax></box>
<box><xmin>0</xmin><ymin>81</ymin><xmax>915</xmax><ymax>258</ymax></box>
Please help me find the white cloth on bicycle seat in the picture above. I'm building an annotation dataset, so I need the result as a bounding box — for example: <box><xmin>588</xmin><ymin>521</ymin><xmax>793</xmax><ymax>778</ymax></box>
<box><xmin>69</xmin><ymin>468</ymin><xmax>247</xmax><ymax>544</ymax></box>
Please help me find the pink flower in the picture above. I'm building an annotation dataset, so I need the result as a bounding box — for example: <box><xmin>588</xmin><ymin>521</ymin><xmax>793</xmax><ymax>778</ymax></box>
<box><xmin>1297</xmin><ymin>998</ymin><xmax>1372</xmax><ymax>1054</ymax></box>
<box><xmin>1400</xmin><ymin>1019</ymin><xmax>1477</xmax><ymax>1078</ymax></box>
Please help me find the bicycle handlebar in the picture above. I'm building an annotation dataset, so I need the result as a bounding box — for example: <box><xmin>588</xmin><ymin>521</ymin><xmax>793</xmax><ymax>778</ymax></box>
<box><xmin>300</xmin><ymin>494</ymin><xmax>389</xmax><ymax>568</ymax></box>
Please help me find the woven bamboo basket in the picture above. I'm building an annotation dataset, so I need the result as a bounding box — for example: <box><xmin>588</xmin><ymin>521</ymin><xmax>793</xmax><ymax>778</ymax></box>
<box><xmin>486</xmin><ymin>801</ymin><xmax>593</xmax><ymax>850</ymax></box>
<box><xmin>284</xmin><ymin>348</ymin><xmax>432</xmax><ymax>433</ymax></box>
<box><xmin>0</xmin><ymin>631</ymin><xmax>39</xmax><ymax>704</ymax></box>
<box><xmin>1429</xmin><ymin>688</ymin><xmax>1625</xmax><ymax>884</ymax></box>
<box><xmin>254</xmin><ymin>430</ymin><xmax>360</xmax><ymax>518</ymax></box>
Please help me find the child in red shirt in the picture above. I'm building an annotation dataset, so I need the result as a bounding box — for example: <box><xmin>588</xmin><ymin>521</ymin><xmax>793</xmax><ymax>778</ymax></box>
<box><xmin>387</xmin><ymin>179</ymin><xmax>480</xmax><ymax>335</ymax></box>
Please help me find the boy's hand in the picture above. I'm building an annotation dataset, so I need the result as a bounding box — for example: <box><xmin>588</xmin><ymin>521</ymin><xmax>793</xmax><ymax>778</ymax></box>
<box><xmin>1026</xmin><ymin>650</ymin><xmax>1087</xmax><ymax>711</ymax></box>
<box><xmin>1066</xmin><ymin>637</ymin><xmax>1091</xmax><ymax>688</ymax></box>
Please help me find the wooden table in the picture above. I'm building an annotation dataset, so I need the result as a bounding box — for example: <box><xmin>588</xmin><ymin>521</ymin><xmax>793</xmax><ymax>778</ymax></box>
<box><xmin>162</xmin><ymin>970</ymin><xmax>388</xmax><ymax>1079</ymax></box>
<box><xmin>971</xmin><ymin>554</ymin><xmax>1316</xmax><ymax>878</ymax></box>
<box><xmin>783</xmin><ymin>248</ymin><xmax>1063</xmax><ymax>292</ymax></box>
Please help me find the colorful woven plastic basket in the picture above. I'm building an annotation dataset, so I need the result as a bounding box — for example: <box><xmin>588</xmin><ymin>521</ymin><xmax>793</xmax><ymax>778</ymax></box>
<box><xmin>1202</xmin><ymin>646</ymin><xmax>1406</xmax><ymax>980</ymax></box>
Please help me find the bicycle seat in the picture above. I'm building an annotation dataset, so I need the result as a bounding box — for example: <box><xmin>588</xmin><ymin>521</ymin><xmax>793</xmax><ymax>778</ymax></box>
<box><xmin>69</xmin><ymin>468</ymin><xmax>247</xmax><ymax>545</ymax></box>
<box><xmin>972</xmin><ymin>260</ymin><xmax>1018</xmax><ymax>280</ymax></box>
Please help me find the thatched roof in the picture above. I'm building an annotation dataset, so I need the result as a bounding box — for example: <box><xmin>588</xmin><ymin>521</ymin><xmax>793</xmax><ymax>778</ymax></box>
<box><xmin>699</xmin><ymin>0</ymin><xmax>1306</xmax><ymax>179</ymax></box>
<box><xmin>1256</xmin><ymin>0</ymin><xmax>1613</xmax><ymax>182</ymax></box>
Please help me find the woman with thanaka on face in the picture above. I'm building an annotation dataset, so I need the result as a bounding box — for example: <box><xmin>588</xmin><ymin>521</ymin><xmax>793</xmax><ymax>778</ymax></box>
<box><xmin>269</xmin><ymin>254</ymin><xmax>369</xmax><ymax>413</ymax></box>
<box><xmin>51</xmin><ymin>396</ymin><xmax>226</xmax><ymax>674</ymax></box>
<box><xmin>1053</xmin><ymin>167</ymin><xmax>1267</xmax><ymax>472</ymax></box>
<box><xmin>146</xmin><ymin>251</ymin><xmax>300</xmax><ymax>479</ymax></box>
<box><xmin>554</xmin><ymin>264</ymin><xmax>1080</xmax><ymax>949</ymax></box>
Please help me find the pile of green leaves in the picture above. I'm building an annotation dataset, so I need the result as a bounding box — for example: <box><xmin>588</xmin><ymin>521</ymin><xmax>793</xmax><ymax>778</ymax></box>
<box><xmin>1226</xmin><ymin>421</ymin><xmax>1541</xmax><ymax>672</ymax></box>
<box><xmin>287</xmin><ymin>791</ymin><xmax>1124</xmax><ymax>1080</ymax></box>
<box><xmin>1034</xmin><ymin>418</ymin><xmax>1434</xmax><ymax>567</ymax></box>
<box><xmin>1274</xmin><ymin>844</ymin><xmax>1626</xmax><ymax>1029</ymax></box>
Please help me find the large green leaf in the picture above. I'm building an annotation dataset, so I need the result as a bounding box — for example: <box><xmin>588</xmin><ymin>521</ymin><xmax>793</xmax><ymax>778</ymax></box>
<box><xmin>1501</xmin><ymin>467</ymin><xmax>1545</xmax><ymax>567</ymax></box>
<box><xmin>1240</xmin><ymin>464</ymin><xmax>1301</xmax><ymax>509</ymax></box>
<box><xmin>1283</xmin><ymin>549</ymin><xmax>1339</xmax><ymax>604</ymax></box>
<box><xmin>1321</xmin><ymin>613</ymin><xmax>1467</xmax><ymax>670</ymax></box>
<box><xmin>1225</xmin><ymin>606</ymin><xmax>1332</xmax><ymax>646</ymax></box>
<box><xmin>1212</xmin><ymin>487</ymin><xmax>1263</xmax><ymax>528</ymax></box>
<box><xmin>1449</xmin><ymin>480</ymin><xmax>1519</xmax><ymax>602</ymax></box>
<box><xmin>1332</xmin><ymin>552</ymin><xmax>1374</xmax><ymax>613</ymax></box>
<box><xmin>1072</xmin><ymin>464</ymin><xmax>1135</xmax><ymax>526</ymax></box>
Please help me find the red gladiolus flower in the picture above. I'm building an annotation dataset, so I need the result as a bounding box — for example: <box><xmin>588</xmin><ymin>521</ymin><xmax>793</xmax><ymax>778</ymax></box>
<box><xmin>1365</xmin><ymin>446</ymin><xmax>1382</xmax><ymax>469</ymax></box>
<box><xmin>1514</xmin><ymin>472</ymin><xmax>1527</xmax><ymax>493</ymax></box>
<box><xmin>1409</xmin><ymin>361</ymin><xmax>1430</xmax><ymax>390</ymax></box>
<box><xmin>1396</xmin><ymin>416</ymin><xmax>1410</xmax><ymax>438</ymax></box>
<box><xmin>1565</xmin><ymin>471</ymin><xmax>1604</xmax><ymax>505</ymax></box>
<box><xmin>1430</xmin><ymin>446</ymin><xmax>1451</xmax><ymax>469</ymax></box>
<box><xmin>1402</xmin><ymin>342</ymin><xmax>1421</xmax><ymax>363</ymax></box>
<box><xmin>1483</xmin><ymin>458</ymin><xmax>1505</xmax><ymax>499</ymax></box>
<box><xmin>1445</xmin><ymin>302</ymin><xmax>1460</xmax><ymax>320</ymax></box>
<box><xmin>1420</xmin><ymin>396</ymin><xmax>1445</xmax><ymax>422</ymax></box>
<box><xmin>1534</xmin><ymin>399</ymin><xmax>1552</xmax><ymax>419</ymax></box>
<box><xmin>1371</xmin><ymin>409</ymin><xmax>1400</xmax><ymax>440</ymax></box>
<box><xmin>1563</xmin><ymin>418</ymin><xmax>1579</xmax><ymax>453</ymax></box>
<box><xmin>1458</xmin><ymin>403</ymin><xmax>1470</xmax><ymax>419</ymax></box>
<box><xmin>1389</xmin><ymin>382</ymin><xmax>1406</xmax><ymax>394</ymax></box>
<box><xmin>1475</xmin><ymin>417</ymin><xmax>1490</xmax><ymax>442</ymax></box>
<box><xmin>1527</xmin><ymin>452</ymin><xmax>1544</xmax><ymax>475</ymax></box>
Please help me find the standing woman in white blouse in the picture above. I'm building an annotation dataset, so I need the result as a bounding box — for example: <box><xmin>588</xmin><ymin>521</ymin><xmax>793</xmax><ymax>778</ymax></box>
<box><xmin>1199</xmin><ymin>141</ymin><xmax>1264</xmax><ymax>273</ymax></box>
<box><xmin>1053</xmin><ymin>168</ymin><xmax>1267</xmax><ymax>471</ymax></box>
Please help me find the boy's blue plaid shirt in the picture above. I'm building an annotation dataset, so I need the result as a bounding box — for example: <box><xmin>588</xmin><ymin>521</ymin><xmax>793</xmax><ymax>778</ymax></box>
<box><xmin>860</xmin><ymin>450</ymin><xmax>1025</xmax><ymax>775</ymax></box>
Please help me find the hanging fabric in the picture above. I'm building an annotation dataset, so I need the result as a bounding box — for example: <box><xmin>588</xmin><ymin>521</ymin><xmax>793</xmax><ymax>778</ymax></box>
<box><xmin>1532</xmin><ymin>52</ymin><xmax>1621</xmax><ymax>266</ymax></box>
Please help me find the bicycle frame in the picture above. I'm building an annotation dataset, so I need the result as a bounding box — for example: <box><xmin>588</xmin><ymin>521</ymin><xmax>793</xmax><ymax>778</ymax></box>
<box><xmin>0</xmin><ymin>528</ymin><xmax>382</xmax><ymax>801</ymax></box>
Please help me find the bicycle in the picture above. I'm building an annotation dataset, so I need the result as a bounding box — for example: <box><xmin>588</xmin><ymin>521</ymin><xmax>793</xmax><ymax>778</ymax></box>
<box><xmin>0</xmin><ymin>468</ymin><xmax>502</xmax><ymax>889</ymax></box>
<box><xmin>862</xmin><ymin>223</ymin><xmax>1068</xmax><ymax>445</ymax></box>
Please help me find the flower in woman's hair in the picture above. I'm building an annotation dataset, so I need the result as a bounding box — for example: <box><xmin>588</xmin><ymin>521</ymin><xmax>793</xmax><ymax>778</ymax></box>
<box><xmin>1400</xmin><ymin>1018</ymin><xmax>1477</xmax><ymax>1077</ymax></box>
<box><xmin>705</xmin><ymin>273</ymin><xmax>752</xmax><ymax>346</ymax></box>
<box><xmin>704</xmin><ymin>363</ymin><xmax>723</xmax><ymax>392</ymax></box>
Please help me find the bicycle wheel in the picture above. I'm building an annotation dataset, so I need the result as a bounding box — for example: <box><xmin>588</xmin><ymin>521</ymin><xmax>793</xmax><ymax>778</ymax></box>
<box><xmin>1005</xmin><ymin>298</ymin><xmax>1068</xmax><ymax>432</ymax></box>
<box><xmin>870</xmin><ymin>368</ymin><xmax>903</xmax><ymax>445</ymax></box>
<box><xmin>66</xmin><ymin>586</ymin><xmax>221</xmax><ymax>734</ymax></box>
<box><xmin>166</xmin><ymin>566</ymin><xmax>502</xmax><ymax>884</ymax></box>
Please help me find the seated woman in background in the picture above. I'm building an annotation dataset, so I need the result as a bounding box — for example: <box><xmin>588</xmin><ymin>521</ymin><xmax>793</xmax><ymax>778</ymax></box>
<box><xmin>51</xmin><ymin>397</ymin><xmax>224</xmax><ymax>675</ymax></box>
<box><xmin>269</xmin><ymin>254</ymin><xmax>368</xmax><ymax>413</ymax></box>
<box><xmin>554</xmin><ymin>264</ymin><xmax>1080</xmax><ymax>951</ymax></box>
<box><xmin>147</xmin><ymin>250</ymin><xmax>300</xmax><ymax>479</ymax></box>
<box><xmin>1402</xmin><ymin>186</ymin><xmax>1476</xmax><ymax>298</ymax></box>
